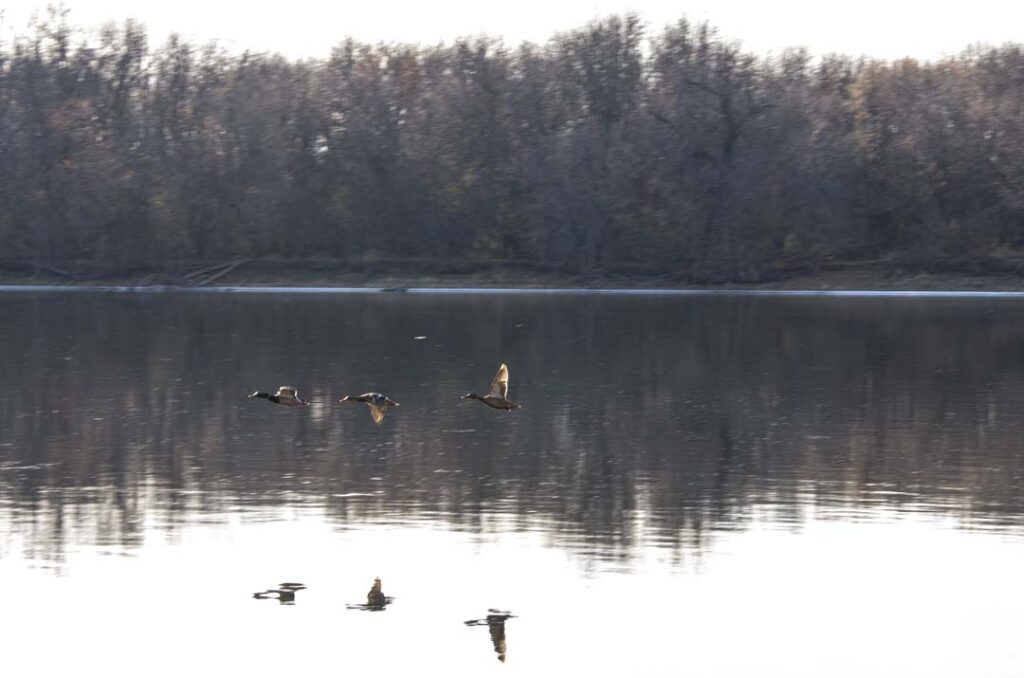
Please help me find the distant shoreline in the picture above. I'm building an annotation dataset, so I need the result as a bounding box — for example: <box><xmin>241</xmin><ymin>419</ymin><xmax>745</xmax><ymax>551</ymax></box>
<box><xmin>6</xmin><ymin>286</ymin><xmax>1024</xmax><ymax>298</ymax></box>
<box><xmin>3</xmin><ymin>265</ymin><xmax>1024</xmax><ymax>294</ymax></box>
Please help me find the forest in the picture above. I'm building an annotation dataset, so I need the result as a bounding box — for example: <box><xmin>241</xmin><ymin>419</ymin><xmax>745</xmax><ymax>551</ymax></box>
<box><xmin>2</xmin><ymin>11</ymin><xmax>1024</xmax><ymax>282</ymax></box>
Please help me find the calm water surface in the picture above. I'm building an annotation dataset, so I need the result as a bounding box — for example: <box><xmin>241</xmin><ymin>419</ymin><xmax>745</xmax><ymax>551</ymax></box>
<box><xmin>2</xmin><ymin>291</ymin><xmax>1023</xmax><ymax>677</ymax></box>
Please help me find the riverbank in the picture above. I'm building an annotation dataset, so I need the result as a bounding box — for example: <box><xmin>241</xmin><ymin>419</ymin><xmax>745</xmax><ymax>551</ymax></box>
<box><xmin>3</xmin><ymin>260</ymin><xmax>1024</xmax><ymax>291</ymax></box>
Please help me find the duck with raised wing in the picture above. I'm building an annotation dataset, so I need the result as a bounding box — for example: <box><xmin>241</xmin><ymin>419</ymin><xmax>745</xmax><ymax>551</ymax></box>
<box><xmin>249</xmin><ymin>386</ymin><xmax>310</xmax><ymax>407</ymax></box>
<box><xmin>339</xmin><ymin>392</ymin><xmax>399</xmax><ymax>424</ymax></box>
<box><xmin>462</xmin><ymin>363</ymin><xmax>521</xmax><ymax>411</ymax></box>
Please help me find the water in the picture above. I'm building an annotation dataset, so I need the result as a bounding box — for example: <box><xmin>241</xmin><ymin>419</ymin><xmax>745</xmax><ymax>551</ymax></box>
<box><xmin>1</xmin><ymin>291</ymin><xmax>1023</xmax><ymax>676</ymax></box>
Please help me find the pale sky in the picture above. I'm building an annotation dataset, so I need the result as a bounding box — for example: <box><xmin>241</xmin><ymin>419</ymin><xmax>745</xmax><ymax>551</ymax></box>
<box><xmin>1</xmin><ymin>0</ymin><xmax>1021</xmax><ymax>61</ymax></box>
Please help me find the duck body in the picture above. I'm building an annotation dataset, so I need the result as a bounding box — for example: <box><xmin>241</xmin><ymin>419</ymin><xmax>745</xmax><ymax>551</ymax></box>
<box><xmin>249</xmin><ymin>386</ymin><xmax>309</xmax><ymax>407</ymax></box>
<box><xmin>340</xmin><ymin>392</ymin><xmax>399</xmax><ymax>424</ymax></box>
<box><xmin>463</xmin><ymin>364</ymin><xmax>521</xmax><ymax>411</ymax></box>
<box><xmin>463</xmin><ymin>393</ymin><xmax>521</xmax><ymax>410</ymax></box>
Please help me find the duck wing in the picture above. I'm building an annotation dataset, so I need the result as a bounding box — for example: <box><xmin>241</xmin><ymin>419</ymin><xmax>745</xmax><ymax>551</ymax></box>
<box><xmin>487</xmin><ymin>364</ymin><xmax>509</xmax><ymax>399</ymax></box>
<box><xmin>276</xmin><ymin>386</ymin><xmax>298</xmax><ymax>398</ymax></box>
<box><xmin>366</xmin><ymin>402</ymin><xmax>386</xmax><ymax>424</ymax></box>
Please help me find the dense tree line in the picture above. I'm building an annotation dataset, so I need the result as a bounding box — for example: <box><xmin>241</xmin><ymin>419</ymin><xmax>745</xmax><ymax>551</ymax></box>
<box><xmin>2</xmin><ymin>12</ymin><xmax>1024</xmax><ymax>281</ymax></box>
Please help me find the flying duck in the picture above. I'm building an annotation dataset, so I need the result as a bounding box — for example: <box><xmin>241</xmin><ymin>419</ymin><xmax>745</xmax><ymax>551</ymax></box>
<box><xmin>249</xmin><ymin>386</ymin><xmax>310</xmax><ymax>407</ymax></box>
<box><xmin>339</xmin><ymin>392</ymin><xmax>399</xmax><ymax>424</ymax></box>
<box><xmin>462</xmin><ymin>363</ymin><xmax>521</xmax><ymax>411</ymax></box>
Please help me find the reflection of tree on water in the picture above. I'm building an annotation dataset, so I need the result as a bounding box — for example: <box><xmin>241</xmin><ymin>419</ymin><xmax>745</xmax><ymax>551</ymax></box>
<box><xmin>465</xmin><ymin>610</ymin><xmax>514</xmax><ymax>663</ymax></box>
<box><xmin>5</xmin><ymin>294</ymin><xmax>1024</xmax><ymax>567</ymax></box>
<box><xmin>253</xmin><ymin>582</ymin><xmax>306</xmax><ymax>605</ymax></box>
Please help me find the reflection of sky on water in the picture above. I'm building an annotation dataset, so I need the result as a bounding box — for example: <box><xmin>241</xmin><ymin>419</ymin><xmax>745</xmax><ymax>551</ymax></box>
<box><xmin>3</xmin><ymin>510</ymin><xmax>1023</xmax><ymax>676</ymax></box>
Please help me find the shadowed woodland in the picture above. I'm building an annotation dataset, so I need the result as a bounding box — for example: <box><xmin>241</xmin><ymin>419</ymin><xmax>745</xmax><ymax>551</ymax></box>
<box><xmin>3</xmin><ymin>11</ymin><xmax>1024</xmax><ymax>282</ymax></box>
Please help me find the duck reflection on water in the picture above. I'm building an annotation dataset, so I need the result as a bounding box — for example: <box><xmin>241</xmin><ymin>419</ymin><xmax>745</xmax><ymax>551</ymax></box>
<box><xmin>465</xmin><ymin>610</ymin><xmax>515</xmax><ymax>663</ymax></box>
<box><xmin>346</xmin><ymin>577</ymin><xmax>394</xmax><ymax>611</ymax></box>
<box><xmin>253</xmin><ymin>582</ymin><xmax>306</xmax><ymax>605</ymax></box>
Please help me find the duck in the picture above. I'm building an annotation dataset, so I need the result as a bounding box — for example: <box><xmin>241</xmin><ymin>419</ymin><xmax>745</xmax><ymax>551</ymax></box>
<box><xmin>249</xmin><ymin>386</ymin><xmax>310</xmax><ymax>407</ymax></box>
<box><xmin>339</xmin><ymin>392</ymin><xmax>399</xmax><ymax>424</ymax></box>
<box><xmin>462</xmin><ymin>363</ymin><xmax>521</xmax><ymax>411</ymax></box>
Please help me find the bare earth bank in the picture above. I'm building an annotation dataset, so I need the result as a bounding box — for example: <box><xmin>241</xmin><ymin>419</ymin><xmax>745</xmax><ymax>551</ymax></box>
<box><xmin>4</xmin><ymin>263</ymin><xmax>1024</xmax><ymax>291</ymax></box>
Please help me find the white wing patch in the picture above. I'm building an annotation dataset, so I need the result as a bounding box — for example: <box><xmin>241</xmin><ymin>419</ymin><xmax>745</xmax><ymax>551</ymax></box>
<box><xmin>488</xmin><ymin>364</ymin><xmax>509</xmax><ymax>399</ymax></box>
<box><xmin>366</xmin><ymin>402</ymin><xmax>385</xmax><ymax>424</ymax></box>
